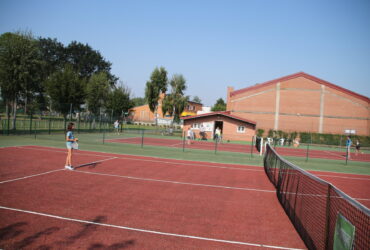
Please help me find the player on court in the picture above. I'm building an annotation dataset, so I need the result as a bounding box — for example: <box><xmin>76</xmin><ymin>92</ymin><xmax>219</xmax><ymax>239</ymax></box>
<box><xmin>65</xmin><ymin>122</ymin><xmax>78</xmax><ymax>170</ymax></box>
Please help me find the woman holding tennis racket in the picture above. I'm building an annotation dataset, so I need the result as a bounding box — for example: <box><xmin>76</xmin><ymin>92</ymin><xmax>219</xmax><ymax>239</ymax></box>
<box><xmin>65</xmin><ymin>122</ymin><xmax>78</xmax><ymax>170</ymax></box>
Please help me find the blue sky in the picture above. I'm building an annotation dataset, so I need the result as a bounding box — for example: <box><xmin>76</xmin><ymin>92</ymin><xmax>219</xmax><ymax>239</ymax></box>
<box><xmin>1</xmin><ymin>0</ymin><xmax>369</xmax><ymax>106</ymax></box>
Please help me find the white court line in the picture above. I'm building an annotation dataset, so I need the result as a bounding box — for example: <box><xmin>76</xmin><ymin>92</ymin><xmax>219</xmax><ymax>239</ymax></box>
<box><xmin>15</xmin><ymin>146</ymin><xmax>370</xmax><ymax>182</ymax></box>
<box><xmin>74</xmin><ymin>170</ymin><xmax>276</xmax><ymax>193</ymax></box>
<box><xmin>0</xmin><ymin>156</ymin><xmax>118</xmax><ymax>185</ymax></box>
<box><xmin>16</xmin><ymin>146</ymin><xmax>265</xmax><ymax>172</ymax></box>
<box><xmin>106</xmin><ymin>137</ymin><xmax>141</xmax><ymax>142</ymax></box>
<box><xmin>315</xmin><ymin>173</ymin><xmax>370</xmax><ymax>181</ymax></box>
<box><xmin>0</xmin><ymin>206</ymin><xmax>304</xmax><ymax>250</ymax></box>
<box><xmin>0</xmin><ymin>169</ymin><xmax>64</xmax><ymax>184</ymax></box>
<box><xmin>323</xmin><ymin>150</ymin><xmax>347</xmax><ymax>160</ymax></box>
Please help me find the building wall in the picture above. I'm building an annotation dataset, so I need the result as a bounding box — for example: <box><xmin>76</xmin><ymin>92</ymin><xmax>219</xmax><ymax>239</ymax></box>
<box><xmin>183</xmin><ymin>116</ymin><xmax>255</xmax><ymax>141</ymax></box>
<box><xmin>227</xmin><ymin>76</ymin><xmax>370</xmax><ymax>135</ymax></box>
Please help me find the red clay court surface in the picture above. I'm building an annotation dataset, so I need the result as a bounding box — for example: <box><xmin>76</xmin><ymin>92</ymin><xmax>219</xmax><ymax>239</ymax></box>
<box><xmin>0</xmin><ymin>146</ymin><xmax>369</xmax><ymax>249</ymax></box>
<box><xmin>107</xmin><ymin>136</ymin><xmax>370</xmax><ymax>162</ymax></box>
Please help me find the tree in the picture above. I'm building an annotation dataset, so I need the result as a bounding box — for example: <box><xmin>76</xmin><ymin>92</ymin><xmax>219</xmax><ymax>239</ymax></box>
<box><xmin>162</xmin><ymin>74</ymin><xmax>188</xmax><ymax>124</ymax></box>
<box><xmin>106</xmin><ymin>83</ymin><xmax>133</xmax><ymax>120</ymax></box>
<box><xmin>145</xmin><ymin>67</ymin><xmax>168</xmax><ymax>124</ymax></box>
<box><xmin>44</xmin><ymin>64</ymin><xmax>86</xmax><ymax>124</ymax></box>
<box><xmin>192</xmin><ymin>96</ymin><xmax>202</xmax><ymax>103</ymax></box>
<box><xmin>0</xmin><ymin>31</ymin><xmax>42</xmax><ymax>129</ymax></box>
<box><xmin>66</xmin><ymin>41</ymin><xmax>117</xmax><ymax>84</ymax></box>
<box><xmin>131</xmin><ymin>97</ymin><xmax>146</xmax><ymax>107</ymax></box>
<box><xmin>85</xmin><ymin>72</ymin><xmax>111</xmax><ymax>126</ymax></box>
<box><xmin>211</xmin><ymin>98</ymin><xmax>226</xmax><ymax>111</ymax></box>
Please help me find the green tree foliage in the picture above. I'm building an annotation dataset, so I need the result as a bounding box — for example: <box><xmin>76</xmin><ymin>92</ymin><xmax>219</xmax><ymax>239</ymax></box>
<box><xmin>192</xmin><ymin>96</ymin><xmax>202</xmax><ymax>103</ymax></box>
<box><xmin>66</xmin><ymin>41</ymin><xmax>117</xmax><ymax>84</ymax></box>
<box><xmin>0</xmin><ymin>31</ymin><xmax>42</xmax><ymax>128</ymax></box>
<box><xmin>211</xmin><ymin>98</ymin><xmax>226</xmax><ymax>111</ymax></box>
<box><xmin>0</xmin><ymin>31</ymin><xmax>127</xmax><ymax>128</ymax></box>
<box><xmin>145</xmin><ymin>67</ymin><xmax>168</xmax><ymax>123</ymax></box>
<box><xmin>131</xmin><ymin>97</ymin><xmax>146</xmax><ymax>107</ymax></box>
<box><xmin>85</xmin><ymin>72</ymin><xmax>110</xmax><ymax>118</ymax></box>
<box><xmin>38</xmin><ymin>37</ymin><xmax>67</xmax><ymax>79</ymax></box>
<box><xmin>106</xmin><ymin>84</ymin><xmax>133</xmax><ymax>119</ymax></box>
<box><xmin>44</xmin><ymin>65</ymin><xmax>86</xmax><ymax>120</ymax></box>
<box><xmin>162</xmin><ymin>74</ymin><xmax>188</xmax><ymax>123</ymax></box>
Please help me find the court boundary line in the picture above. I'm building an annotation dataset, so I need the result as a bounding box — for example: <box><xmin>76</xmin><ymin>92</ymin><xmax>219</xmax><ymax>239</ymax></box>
<box><xmin>0</xmin><ymin>157</ymin><xmax>118</xmax><ymax>185</ymax></box>
<box><xmin>15</xmin><ymin>146</ymin><xmax>265</xmax><ymax>172</ymax></box>
<box><xmin>323</xmin><ymin>150</ymin><xmax>347</xmax><ymax>160</ymax></box>
<box><xmin>0</xmin><ymin>169</ymin><xmax>64</xmax><ymax>184</ymax></box>
<box><xmin>0</xmin><ymin>205</ymin><xmax>305</xmax><ymax>250</ymax></box>
<box><xmin>72</xmin><ymin>170</ymin><xmax>370</xmax><ymax>201</ymax></box>
<box><xmin>73</xmin><ymin>169</ymin><xmax>276</xmax><ymax>193</ymax></box>
<box><xmin>9</xmin><ymin>146</ymin><xmax>370</xmax><ymax>180</ymax></box>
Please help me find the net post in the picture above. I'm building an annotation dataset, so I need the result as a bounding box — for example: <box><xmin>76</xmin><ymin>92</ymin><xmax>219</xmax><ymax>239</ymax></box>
<box><xmin>260</xmin><ymin>137</ymin><xmax>264</xmax><ymax>156</ymax></box>
<box><xmin>324</xmin><ymin>184</ymin><xmax>332</xmax><ymax>250</ymax></box>
<box><xmin>345</xmin><ymin>146</ymin><xmax>349</xmax><ymax>165</ymax></box>
<box><xmin>141</xmin><ymin>129</ymin><xmax>144</xmax><ymax>148</ymax></box>
<box><xmin>214</xmin><ymin>138</ymin><xmax>218</xmax><ymax>154</ymax></box>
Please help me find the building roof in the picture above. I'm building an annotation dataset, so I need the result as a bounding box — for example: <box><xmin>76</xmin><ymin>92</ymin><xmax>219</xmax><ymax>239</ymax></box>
<box><xmin>230</xmin><ymin>72</ymin><xmax>370</xmax><ymax>103</ymax></box>
<box><xmin>181</xmin><ymin>111</ymin><xmax>257</xmax><ymax>125</ymax></box>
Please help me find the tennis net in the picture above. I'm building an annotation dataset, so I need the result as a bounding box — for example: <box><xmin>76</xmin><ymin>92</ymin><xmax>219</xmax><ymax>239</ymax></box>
<box><xmin>264</xmin><ymin>144</ymin><xmax>369</xmax><ymax>250</ymax></box>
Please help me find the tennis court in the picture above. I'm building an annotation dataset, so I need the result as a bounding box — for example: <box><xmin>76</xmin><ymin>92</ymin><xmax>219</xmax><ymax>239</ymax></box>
<box><xmin>1</xmin><ymin>146</ymin><xmax>369</xmax><ymax>249</ymax></box>
<box><xmin>106</xmin><ymin>136</ymin><xmax>370</xmax><ymax>162</ymax></box>
<box><xmin>1</xmin><ymin>146</ymin><xmax>306</xmax><ymax>249</ymax></box>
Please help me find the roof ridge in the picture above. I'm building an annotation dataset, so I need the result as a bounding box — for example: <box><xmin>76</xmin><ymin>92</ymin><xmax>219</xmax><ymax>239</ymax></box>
<box><xmin>230</xmin><ymin>72</ymin><xmax>370</xmax><ymax>103</ymax></box>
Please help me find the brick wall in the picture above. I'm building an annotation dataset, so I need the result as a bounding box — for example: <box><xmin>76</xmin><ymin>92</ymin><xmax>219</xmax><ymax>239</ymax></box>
<box><xmin>228</xmin><ymin>75</ymin><xmax>370</xmax><ymax>136</ymax></box>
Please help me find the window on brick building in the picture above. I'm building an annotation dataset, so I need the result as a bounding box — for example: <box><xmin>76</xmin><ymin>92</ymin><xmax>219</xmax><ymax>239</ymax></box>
<box><xmin>191</xmin><ymin>123</ymin><xmax>199</xmax><ymax>129</ymax></box>
<box><xmin>237</xmin><ymin>126</ymin><xmax>245</xmax><ymax>133</ymax></box>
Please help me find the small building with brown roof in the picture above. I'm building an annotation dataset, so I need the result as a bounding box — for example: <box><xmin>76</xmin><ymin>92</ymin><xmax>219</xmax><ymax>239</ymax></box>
<box><xmin>181</xmin><ymin>111</ymin><xmax>257</xmax><ymax>141</ymax></box>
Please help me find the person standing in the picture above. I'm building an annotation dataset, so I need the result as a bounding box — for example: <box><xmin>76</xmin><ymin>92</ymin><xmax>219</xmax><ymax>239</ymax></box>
<box><xmin>346</xmin><ymin>136</ymin><xmax>352</xmax><ymax>159</ymax></box>
<box><xmin>65</xmin><ymin>123</ymin><xmax>78</xmax><ymax>170</ymax></box>
<box><xmin>215</xmin><ymin>127</ymin><xmax>222</xmax><ymax>143</ymax></box>
<box><xmin>187</xmin><ymin>128</ymin><xmax>192</xmax><ymax>145</ymax></box>
<box><xmin>114</xmin><ymin>120</ymin><xmax>120</xmax><ymax>134</ymax></box>
<box><xmin>355</xmin><ymin>139</ymin><xmax>361</xmax><ymax>156</ymax></box>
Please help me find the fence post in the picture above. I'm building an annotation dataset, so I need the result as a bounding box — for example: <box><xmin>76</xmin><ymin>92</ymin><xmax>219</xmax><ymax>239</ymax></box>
<box><xmin>182</xmin><ymin>131</ymin><xmax>186</xmax><ymax>152</ymax></box>
<box><xmin>141</xmin><ymin>129</ymin><xmax>144</xmax><ymax>148</ymax></box>
<box><xmin>305</xmin><ymin>142</ymin><xmax>310</xmax><ymax>162</ymax></box>
<box><xmin>103</xmin><ymin>129</ymin><xmax>105</xmax><ymax>144</ymax></box>
<box><xmin>48</xmin><ymin>117</ymin><xmax>51</xmax><ymax>135</ymax></box>
<box><xmin>250</xmin><ymin>136</ymin><xmax>254</xmax><ymax>158</ymax></box>
<box><xmin>29</xmin><ymin>114</ymin><xmax>33</xmax><ymax>135</ymax></box>
<box><xmin>34</xmin><ymin>125</ymin><xmax>37</xmax><ymax>139</ymax></box>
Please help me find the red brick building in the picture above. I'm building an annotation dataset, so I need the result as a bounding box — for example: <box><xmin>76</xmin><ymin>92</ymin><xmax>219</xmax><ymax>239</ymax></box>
<box><xmin>227</xmin><ymin>72</ymin><xmax>370</xmax><ymax>136</ymax></box>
